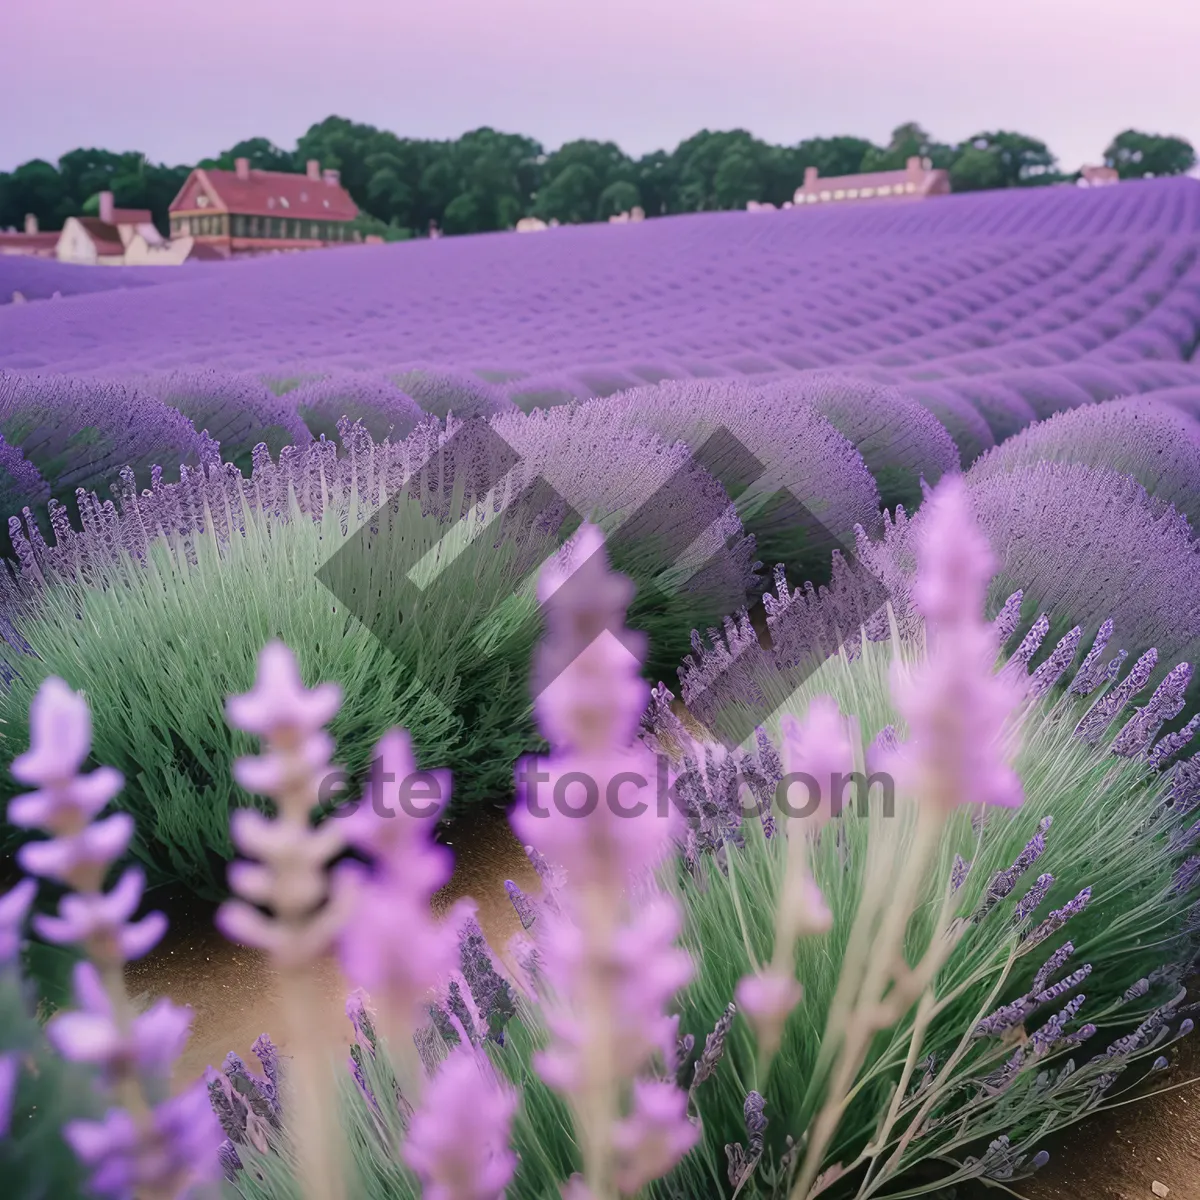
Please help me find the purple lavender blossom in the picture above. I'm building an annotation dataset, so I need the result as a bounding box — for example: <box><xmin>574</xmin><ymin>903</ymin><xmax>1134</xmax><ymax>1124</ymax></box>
<box><xmin>1013</xmin><ymin>873</ymin><xmax>1055</xmax><ymax>925</ymax></box>
<box><xmin>1021</xmin><ymin>887</ymin><xmax>1093</xmax><ymax>948</ymax></box>
<box><xmin>992</xmin><ymin>591</ymin><xmax>1024</xmax><ymax>645</ymax></box>
<box><xmin>402</xmin><ymin>1045</ymin><xmax>518</xmax><ymax>1200</ymax></box>
<box><xmin>1149</xmin><ymin>715</ymin><xmax>1200</xmax><ymax>770</ymax></box>
<box><xmin>1009</xmin><ymin>614</ymin><xmax>1051</xmax><ymax>671</ymax></box>
<box><xmin>63</xmin><ymin>1079</ymin><xmax>223</xmax><ymax>1199</ymax></box>
<box><xmin>1074</xmin><ymin>648</ymin><xmax>1159</xmax><ymax>745</ymax></box>
<box><xmin>690</xmin><ymin>1002</ymin><xmax>737</xmax><ymax>1092</ymax></box>
<box><xmin>743</xmin><ymin>1090</ymin><xmax>768</xmax><ymax>1158</ymax></box>
<box><xmin>0</xmin><ymin>878</ymin><xmax>36</xmax><ymax>965</ymax></box>
<box><xmin>504</xmin><ymin>880</ymin><xmax>539</xmax><ymax>930</ymax></box>
<box><xmin>1111</xmin><ymin>662</ymin><xmax>1193</xmax><ymax>758</ymax></box>
<box><xmin>975</xmin><ymin>817</ymin><xmax>1053</xmax><ymax>921</ymax></box>
<box><xmin>0</xmin><ymin>1052</ymin><xmax>18</xmax><ymax>1140</ymax></box>
<box><xmin>950</xmin><ymin>855</ymin><xmax>971</xmax><ymax>892</ymax></box>
<box><xmin>1027</xmin><ymin>627</ymin><xmax>1082</xmax><ymax>699</ymax></box>
<box><xmin>1069</xmin><ymin>619</ymin><xmax>1115</xmax><ymax>697</ymax></box>
<box><xmin>1032</xmin><ymin>942</ymin><xmax>1076</xmax><ymax>994</ymax></box>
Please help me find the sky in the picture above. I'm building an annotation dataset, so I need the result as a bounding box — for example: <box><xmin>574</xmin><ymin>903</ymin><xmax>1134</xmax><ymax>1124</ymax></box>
<box><xmin>3</xmin><ymin>0</ymin><xmax>1198</xmax><ymax>174</ymax></box>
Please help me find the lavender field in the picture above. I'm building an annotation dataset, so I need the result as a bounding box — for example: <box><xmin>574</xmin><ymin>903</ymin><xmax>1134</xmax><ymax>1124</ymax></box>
<box><xmin>2</xmin><ymin>177</ymin><xmax>1200</xmax><ymax>1200</ymax></box>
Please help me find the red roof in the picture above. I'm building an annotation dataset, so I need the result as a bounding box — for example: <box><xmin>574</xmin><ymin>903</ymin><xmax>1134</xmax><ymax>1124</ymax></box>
<box><xmin>110</xmin><ymin>208</ymin><xmax>154</xmax><ymax>225</ymax></box>
<box><xmin>171</xmin><ymin>167</ymin><xmax>358</xmax><ymax>222</ymax></box>
<box><xmin>75</xmin><ymin>218</ymin><xmax>125</xmax><ymax>256</ymax></box>
<box><xmin>0</xmin><ymin>232</ymin><xmax>59</xmax><ymax>255</ymax></box>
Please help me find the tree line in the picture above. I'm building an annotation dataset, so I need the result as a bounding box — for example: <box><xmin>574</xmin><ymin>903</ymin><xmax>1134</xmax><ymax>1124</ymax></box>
<box><xmin>1</xmin><ymin>120</ymin><xmax>1194</xmax><ymax>241</ymax></box>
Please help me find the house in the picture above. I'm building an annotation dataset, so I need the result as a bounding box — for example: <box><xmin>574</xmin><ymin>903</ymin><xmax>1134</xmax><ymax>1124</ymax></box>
<box><xmin>793</xmin><ymin>156</ymin><xmax>950</xmax><ymax>207</ymax></box>
<box><xmin>1078</xmin><ymin>165</ymin><xmax>1120</xmax><ymax>187</ymax></box>
<box><xmin>56</xmin><ymin>192</ymin><xmax>165</xmax><ymax>265</ymax></box>
<box><xmin>122</xmin><ymin>231</ymin><xmax>225</xmax><ymax>265</ymax></box>
<box><xmin>607</xmin><ymin>207</ymin><xmax>645</xmax><ymax>224</ymax></box>
<box><xmin>167</xmin><ymin>159</ymin><xmax>360</xmax><ymax>257</ymax></box>
<box><xmin>0</xmin><ymin>214</ymin><xmax>61</xmax><ymax>258</ymax></box>
<box><xmin>516</xmin><ymin>217</ymin><xmax>548</xmax><ymax>233</ymax></box>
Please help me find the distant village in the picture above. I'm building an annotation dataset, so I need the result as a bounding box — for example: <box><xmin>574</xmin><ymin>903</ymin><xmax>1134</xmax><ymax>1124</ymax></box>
<box><xmin>0</xmin><ymin>154</ymin><xmax>1123</xmax><ymax>266</ymax></box>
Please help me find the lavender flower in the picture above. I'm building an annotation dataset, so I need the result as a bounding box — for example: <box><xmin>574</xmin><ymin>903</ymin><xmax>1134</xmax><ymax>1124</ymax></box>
<box><xmin>504</xmin><ymin>880</ymin><xmax>539</xmax><ymax>930</ymax></box>
<box><xmin>47</xmin><ymin>961</ymin><xmax>191</xmax><ymax>1088</ymax></box>
<box><xmin>337</xmin><ymin>729</ymin><xmax>459</xmax><ymax>1042</ymax></box>
<box><xmin>1013</xmin><ymin>873</ymin><xmax>1055</xmax><ymax>925</ymax></box>
<box><xmin>0</xmin><ymin>1052</ymin><xmax>18</xmax><ymax>1139</ymax></box>
<box><xmin>0</xmin><ymin>877</ymin><xmax>36</xmax><ymax>965</ymax></box>
<box><xmin>1074</xmin><ymin>648</ymin><xmax>1159</xmax><ymax>745</ymax></box>
<box><xmin>509</xmin><ymin>524</ymin><xmax>694</xmax><ymax>1189</ymax></box>
<box><xmin>1027</xmin><ymin>940</ymin><xmax>1075</xmax><ymax>988</ymax></box>
<box><xmin>1149</xmin><ymin>714</ymin><xmax>1200</xmax><ymax>770</ymax></box>
<box><xmin>690</xmin><ymin>1003</ymin><xmax>736</xmax><ymax>1091</ymax></box>
<box><xmin>1021</xmin><ymin>887</ymin><xmax>1093</xmax><ymax>949</ymax></box>
<box><xmin>218</xmin><ymin>641</ymin><xmax>355</xmax><ymax>965</ymax></box>
<box><xmin>611</xmin><ymin>1080</ymin><xmax>701</xmax><ymax>1195</ymax></box>
<box><xmin>975</xmin><ymin>817</ymin><xmax>1052</xmax><ymax>921</ymax></box>
<box><xmin>882</xmin><ymin>476</ymin><xmax>1024</xmax><ymax>813</ymax></box>
<box><xmin>8</xmin><ymin>677</ymin><xmax>130</xmax><ymax>899</ymax></box>
<box><xmin>1111</xmin><ymin>662</ymin><xmax>1193</xmax><ymax>758</ymax></box>
<box><xmin>950</xmin><ymin>855</ymin><xmax>971</xmax><ymax>891</ymax></box>
<box><xmin>743</xmin><ymin>1090</ymin><xmax>768</xmax><ymax>1157</ymax></box>
<box><xmin>1027</xmin><ymin>627</ymin><xmax>1082</xmax><ymax>699</ymax></box>
<box><xmin>1009</xmin><ymin>614</ymin><xmax>1050</xmax><ymax>671</ymax></box>
<box><xmin>62</xmin><ymin>1082</ymin><xmax>222</xmax><ymax>1200</ymax></box>
<box><xmin>1069</xmin><ymin>619</ymin><xmax>1115</xmax><ymax>696</ymax></box>
<box><xmin>992</xmin><ymin>590</ymin><xmax>1024</xmax><ymax>644</ymax></box>
<box><xmin>402</xmin><ymin>1046</ymin><xmax>518</xmax><ymax>1200</ymax></box>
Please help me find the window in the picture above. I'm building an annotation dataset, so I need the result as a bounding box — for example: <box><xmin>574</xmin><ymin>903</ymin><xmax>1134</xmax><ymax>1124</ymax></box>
<box><xmin>233</xmin><ymin>215</ymin><xmax>246</xmax><ymax>237</ymax></box>
<box><xmin>877</xmin><ymin>185</ymin><xmax>892</xmax><ymax>196</ymax></box>
<box><xmin>860</xmin><ymin>187</ymin><xmax>875</xmax><ymax>198</ymax></box>
<box><xmin>170</xmin><ymin>218</ymin><xmax>179</xmax><ymax>236</ymax></box>
<box><xmin>846</xmin><ymin>189</ymin><xmax>859</xmax><ymax>199</ymax></box>
<box><xmin>905</xmin><ymin>182</ymin><xmax>916</xmax><ymax>194</ymax></box>
<box><xmin>310</xmin><ymin>223</ymin><xmax>320</xmax><ymax>239</ymax></box>
<box><xmin>833</xmin><ymin>190</ymin><xmax>846</xmax><ymax>200</ymax></box>
<box><xmin>819</xmin><ymin>191</ymin><xmax>831</xmax><ymax>201</ymax></box>
<box><xmin>250</xmin><ymin>217</ymin><xmax>260</xmax><ymax>237</ymax></box>
<box><xmin>280</xmin><ymin>197</ymin><xmax>289</xmax><ymax>209</ymax></box>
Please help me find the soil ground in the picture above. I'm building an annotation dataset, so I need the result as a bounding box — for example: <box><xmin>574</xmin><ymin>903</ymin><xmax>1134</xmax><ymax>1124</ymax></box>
<box><xmin>125</xmin><ymin>815</ymin><xmax>1200</xmax><ymax>1200</ymax></box>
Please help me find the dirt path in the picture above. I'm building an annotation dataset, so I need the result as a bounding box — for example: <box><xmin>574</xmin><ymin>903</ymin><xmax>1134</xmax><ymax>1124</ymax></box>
<box><xmin>126</xmin><ymin>812</ymin><xmax>539</xmax><ymax>1086</ymax></box>
<box><xmin>126</xmin><ymin>816</ymin><xmax>1200</xmax><ymax>1199</ymax></box>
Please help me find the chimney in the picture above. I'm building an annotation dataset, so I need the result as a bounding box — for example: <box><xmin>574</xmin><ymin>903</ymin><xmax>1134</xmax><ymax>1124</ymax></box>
<box><xmin>906</xmin><ymin>155</ymin><xmax>923</xmax><ymax>179</ymax></box>
<box><xmin>235</xmin><ymin>157</ymin><xmax>250</xmax><ymax>181</ymax></box>
<box><xmin>307</xmin><ymin>159</ymin><xmax>321</xmax><ymax>180</ymax></box>
<box><xmin>804</xmin><ymin>165</ymin><xmax>819</xmax><ymax>188</ymax></box>
<box><xmin>23</xmin><ymin>213</ymin><xmax>38</xmax><ymax>235</ymax></box>
<box><xmin>322</xmin><ymin>168</ymin><xmax>340</xmax><ymax>187</ymax></box>
<box><xmin>99</xmin><ymin>191</ymin><xmax>114</xmax><ymax>224</ymax></box>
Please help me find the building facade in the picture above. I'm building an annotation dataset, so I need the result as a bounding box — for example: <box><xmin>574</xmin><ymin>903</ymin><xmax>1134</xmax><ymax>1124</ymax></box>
<box><xmin>168</xmin><ymin>159</ymin><xmax>360</xmax><ymax>257</ymax></box>
<box><xmin>0</xmin><ymin>214</ymin><xmax>59</xmax><ymax>257</ymax></box>
<box><xmin>793</xmin><ymin>156</ymin><xmax>951</xmax><ymax>207</ymax></box>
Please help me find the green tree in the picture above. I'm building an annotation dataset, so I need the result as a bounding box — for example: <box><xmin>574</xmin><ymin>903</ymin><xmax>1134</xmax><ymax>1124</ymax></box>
<box><xmin>860</xmin><ymin>122</ymin><xmax>955</xmax><ymax>172</ymax></box>
<box><xmin>534</xmin><ymin>162</ymin><xmax>601</xmax><ymax>224</ymax></box>
<box><xmin>596</xmin><ymin>179</ymin><xmax>641</xmax><ymax>219</ymax></box>
<box><xmin>632</xmin><ymin>150</ymin><xmax>677</xmax><ymax>216</ymax></box>
<box><xmin>1104</xmin><ymin>129</ymin><xmax>1197</xmax><ymax>178</ymax></box>
<box><xmin>198</xmin><ymin>137</ymin><xmax>297</xmax><ymax>173</ymax></box>
<box><xmin>949</xmin><ymin>131</ymin><xmax>1059</xmax><ymax>191</ymax></box>
<box><xmin>948</xmin><ymin>146</ymin><xmax>1006</xmax><ymax>192</ymax></box>
<box><xmin>533</xmin><ymin>139</ymin><xmax>634</xmax><ymax>223</ymax></box>
<box><xmin>794</xmin><ymin>136</ymin><xmax>877</xmax><ymax>180</ymax></box>
<box><xmin>712</xmin><ymin>148</ymin><xmax>764</xmax><ymax>209</ymax></box>
<box><xmin>0</xmin><ymin>160</ymin><xmax>69</xmax><ymax>231</ymax></box>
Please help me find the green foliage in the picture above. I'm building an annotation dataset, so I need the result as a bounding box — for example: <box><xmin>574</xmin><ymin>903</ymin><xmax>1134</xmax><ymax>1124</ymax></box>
<box><xmin>1104</xmin><ymin>129</ymin><xmax>1197</xmax><ymax>179</ymax></box>
<box><xmin>4</xmin><ymin>116</ymin><xmax>1151</xmax><ymax>240</ymax></box>
<box><xmin>0</xmin><ymin>489</ymin><xmax>553</xmax><ymax>898</ymax></box>
<box><xmin>949</xmin><ymin>132</ymin><xmax>1061</xmax><ymax>192</ymax></box>
<box><xmin>1</xmin><ymin>964</ymin><xmax>100</xmax><ymax>1200</ymax></box>
<box><xmin>215</xmin><ymin>637</ymin><xmax>1199</xmax><ymax>1198</ymax></box>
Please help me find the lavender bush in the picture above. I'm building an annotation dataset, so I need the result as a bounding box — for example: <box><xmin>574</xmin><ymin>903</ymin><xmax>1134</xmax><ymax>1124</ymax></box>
<box><xmin>0</xmin><ymin>414</ymin><xmax>755</xmax><ymax>895</ymax></box>
<box><xmin>3</xmin><ymin>487</ymin><xmax>1197</xmax><ymax>1200</ymax></box>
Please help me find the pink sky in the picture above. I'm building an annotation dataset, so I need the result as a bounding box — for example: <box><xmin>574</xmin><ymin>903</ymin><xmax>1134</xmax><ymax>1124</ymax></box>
<box><xmin>3</xmin><ymin>0</ymin><xmax>1198</xmax><ymax>172</ymax></box>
